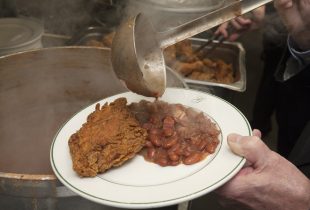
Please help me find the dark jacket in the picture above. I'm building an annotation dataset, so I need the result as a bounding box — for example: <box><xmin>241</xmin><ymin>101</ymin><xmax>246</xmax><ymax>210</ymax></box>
<box><xmin>277</xmin><ymin>46</ymin><xmax>310</xmax><ymax>178</ymax></box>
<box><xmin>289</xmin><ymin>121</ymin><xmax>310</xmax><ymax>178</ymax></box>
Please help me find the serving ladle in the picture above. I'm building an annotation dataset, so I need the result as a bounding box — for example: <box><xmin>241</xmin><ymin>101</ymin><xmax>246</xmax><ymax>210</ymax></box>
<box><xmin>111</xmin><ymin>0</ymin><xmax>272</xmax><ymax>97</ymax></box>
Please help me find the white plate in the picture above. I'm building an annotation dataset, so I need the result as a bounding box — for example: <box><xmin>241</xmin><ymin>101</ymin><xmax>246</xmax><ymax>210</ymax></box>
<box><xmin>50</xmin><ymin>88</ymin><xmax>251</xmax><ymax>209</ymax></box>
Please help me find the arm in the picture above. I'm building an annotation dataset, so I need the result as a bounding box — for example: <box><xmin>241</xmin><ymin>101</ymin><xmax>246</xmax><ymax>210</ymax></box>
<box><xmin>216</xmin><ymin>129</ymin><xmax>310</xmax><ymax>210</ymax></box>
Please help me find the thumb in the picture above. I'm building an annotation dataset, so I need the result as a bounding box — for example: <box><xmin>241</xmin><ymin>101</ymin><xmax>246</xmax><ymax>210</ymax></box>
<box><xmin>227</xmin><ymin>133</ymin><xmax>271</xmax><ymax>168</ymax></box>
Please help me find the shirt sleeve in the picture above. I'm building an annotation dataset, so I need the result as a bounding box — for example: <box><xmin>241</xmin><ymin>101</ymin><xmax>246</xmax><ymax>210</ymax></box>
<box><xmin>287</xmin><ymin>36</ymin><xmax>310</xmax><ymax>68</ymax></box>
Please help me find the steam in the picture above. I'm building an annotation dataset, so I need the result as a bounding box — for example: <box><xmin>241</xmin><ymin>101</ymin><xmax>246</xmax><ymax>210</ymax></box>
<box><xmin>122</xmin><ymin>0</ymin><xmax>194</xmax><ymax>32</ymax></box>
<box><xmin>11</xmin><ymin>0</ymin><xmax>219</xmax><ymax>36</ymax></box>
<box><xmin>122</xmin><ymin>0</ymin><xmax>221</xmax><ymax>32</ymax></box>
<box><xmin>14</xmin><ymin>0</ymin><xmax>93</xmax><ymax>35</ymax></box>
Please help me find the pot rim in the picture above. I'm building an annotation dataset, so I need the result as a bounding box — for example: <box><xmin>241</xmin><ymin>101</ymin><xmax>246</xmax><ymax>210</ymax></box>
<box><xmin>0</xmin><ymin>172</ymin><xmax>56</xmax><ymax>181</ymax></box>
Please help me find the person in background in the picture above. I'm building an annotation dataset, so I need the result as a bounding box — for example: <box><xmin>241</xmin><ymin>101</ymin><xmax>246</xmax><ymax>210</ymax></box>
<box><xmin>272</xmin><ymin>0</ymin><xmax>310</xmax><ymax>157</ymax></box>
<box><xmin>216</xmin><ymin>0</ymin><xmax>310</xmax><ymax>208</ymax></box>
<box><xmin>216</xmin><ymin>3</ymin><xmax>288</xmax><ymax>143</ymax></box>
<box><xmin>216</xmin><ymin>0</ymin><xmax>309</xmax><ymax>158</ymax></box>
<box><xmin>251</xmin><ymin>5</ymin><xmax>287</xmax><ymax>142</ymax></box>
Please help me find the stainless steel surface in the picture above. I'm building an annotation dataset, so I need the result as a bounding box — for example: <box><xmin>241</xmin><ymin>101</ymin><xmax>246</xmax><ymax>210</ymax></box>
<box><xmin>42</xmin><ymin>33</ymin><xmax>71</xmax><ymax>48</ymax></box>
<box><xmin>66</xmin><ymin>26</ymin><xmax>113</xmax><ymax>46</ymax></box>
<box><xmin>183</xmin><ymin>38</ymin><xmax>246</xmax><ymax>92</ymax></box>
<box><xmin>0</xmin><ymin>18</ymin><xmax>44</xmax><ymax>56</ymax></box>
<box><xmin>157</xmin><ymin>0</ymin><xmax>272</xmax><ymax>48</ymax></box>
<box><xmin>193</xmin><ymin>24</ymin><xmax>234</xmax><ymax>56</ymax></box>
<box><xmin>111</xmin><ymin>14</ymin><xmax>167</xmax><ymax>97</ymax></box>
<box><xmin>111</xmin><ymin>0</ymin><xmax>271</xmax><ymax>98</ymax></box>
<box><xmin>133</xmin><ymin>0</ymin><xmax>225</xmax><ymax>12</ymax></box>
<box><xmin>0</xmin><ymin>47</ymin><xmax>186</xmax><ymax>210</ymax></box>
<box><xmin>127</xmin><ymin>0</ymin><xmax>226</xmax><ymax>31</ymax></box>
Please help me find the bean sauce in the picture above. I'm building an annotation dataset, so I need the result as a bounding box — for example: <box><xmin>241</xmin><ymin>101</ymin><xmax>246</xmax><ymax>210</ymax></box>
<box><xmin>129</xmin><ymin>100</ymin><xmax>220</xmax><ymax>166</ymax></box>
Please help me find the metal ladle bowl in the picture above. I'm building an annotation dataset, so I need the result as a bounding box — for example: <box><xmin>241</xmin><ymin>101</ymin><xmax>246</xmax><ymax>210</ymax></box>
<box><xmin>111</xmin><ymin>14</ymin><xmax>165</xmax><ymax>97</ymax></box>
<box><xmin>111</xmin><ymin>0</ymin><xmax>272</xmax><ymax>97</ymax></box>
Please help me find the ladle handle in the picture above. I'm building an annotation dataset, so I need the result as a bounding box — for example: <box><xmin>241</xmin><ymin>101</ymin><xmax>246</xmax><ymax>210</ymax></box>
<box><xmin>157</xmin><ymin>0</ymin><xmax>272</xmax><ymax>49</ymax></box>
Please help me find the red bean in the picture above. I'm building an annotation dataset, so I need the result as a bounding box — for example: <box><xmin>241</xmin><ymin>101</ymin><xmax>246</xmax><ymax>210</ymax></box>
<box><xmin>163</xmin><ymin>116</ymin><xmax>175</xmax><ymax>127</ymax></box>
<box><xmin>189</xmin><ymin>135</ymin><xmax>202</xmax><ymax>147</ymax></box>
<box><xmin>162</xmin><ymin>135</ymin><xmax>178</xmax><ymax>149</ymax></box>
<box><xmin>149</xmin><ymin>128</ymin><xmax>160</xmax><ymax>135</ymax></box>
<box><xmin>145</xmin><ymin>141</ymin><xmax>153</xmax><ymax>148</ymax></box>
<box><xmin>168</xmin><ymin>152</ymin><xmax>179</xmax><ymax>161</ymax></box>
<box><xmin>170</xmin><ymin>160</ymin><xmax>181</xmax><ymax>166</ymax></box>
<box><xmin>149</xmin><ymin>134</ymin><xmax>162</xmax><ymax>147</ymax></box>
<box><xmin>168</xmin><ymin>143</ymin><xmax>179</xmax><ymax>152</ymax></box>
<box><xmin>163</xmin><ymin>127</ymin><xmax>174</xmax><ymax>137</ymax></box>
<box><xmin>147</xmin><ymin>148</ymin><xmax>156</xmax><ymax>159</ymax></box>
<box><xmin>205</xmin><ymin>143</ymin><xmax>216</xmax><ymax>153</ymax></box>
<box><xmin>149</xmin><ymin>115</ymin><xmax>161</xmax><ymax>125</ymax></box>
<box><xmin>183</xmin><ymin>153</ymin><xmax>203</xmax><ymax>165</ymax></box>
<box><xmin>197</xmin><ymin>140</ymin><xmax>208</xmax><ymax>151</ymax></box>
<box><xmin>155</xmin><ymin>158</ymin><xmax>169</xmax><ymax>167</ymax></box>
<box><xmin>182</xmin><ymin>149</ymin><xmax>192</xmax><ymax>157</ymax></box>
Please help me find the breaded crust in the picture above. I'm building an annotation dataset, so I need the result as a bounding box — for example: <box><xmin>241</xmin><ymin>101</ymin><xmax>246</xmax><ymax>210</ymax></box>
<box><xmin>68</xmin><ymin>98</ymin><xmax>147</xmax><ymax>177</ymax></box>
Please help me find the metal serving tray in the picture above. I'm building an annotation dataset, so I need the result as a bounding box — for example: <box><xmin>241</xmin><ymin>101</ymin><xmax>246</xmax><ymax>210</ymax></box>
<box><xmin>67</xmin><ymin>29</ymin><xmax>245</xmax><ymax>94</ymax></box>
<box><xmin>66</xmin><ymin>26</ymin><xmax>113</xmax><ymax>46</ymax></box>
<box><xmin>167</xmin><ymin>37</ymin><xmax>246</xmax><ymax>93</ymax></box>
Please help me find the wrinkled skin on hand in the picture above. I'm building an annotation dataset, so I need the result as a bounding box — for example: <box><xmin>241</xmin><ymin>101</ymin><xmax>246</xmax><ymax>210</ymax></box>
<box><xmin>274</xmin><ymin>0</ymin><xmax>310</xmax><ymax>50</ymax></box>
<box><xmin>216</xmin><ymin>129</ymin><xmax>310</xmax><ymax>210</ymax></box>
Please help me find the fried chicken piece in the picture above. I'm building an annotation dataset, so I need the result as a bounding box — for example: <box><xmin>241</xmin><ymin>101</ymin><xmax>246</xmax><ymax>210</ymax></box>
<box><xmin>164</xmin><ymin>40</ymin><xmax>198</xmax><ymax>66</ymax></box>
<box><xmin>173</xmin><ymin>60</ymin><xmax>205</xmax><ymax>76</ymax></box>
<box><xmin>175</xmin><ymin>39</ymin><xmax>194</xmax><ymax>61</ymax></box>
<box><xmin>188</xmin><ymin>71</ymin><xmax>215</xmax><ymax>81</ymax></box>
<box><xmin>68</xmin><ymin>98</ymin><xmax>147</xmax><ymax>177</ymax></box>
<box><xmin>214</xmin><ymin>59</ymin><xmax>234</xmax><ymax>83</ymax></box>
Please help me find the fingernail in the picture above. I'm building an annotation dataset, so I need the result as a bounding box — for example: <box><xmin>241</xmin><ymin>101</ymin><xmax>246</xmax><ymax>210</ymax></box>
<box><xmin>228</xmin><ymin>135</ymin><xmax>244</xmax><ymax>155</ymax></box>
<box><xmin>228</xmin><ymin>134</ymin><xmax>242</xmax><ymax>143</ymax></box>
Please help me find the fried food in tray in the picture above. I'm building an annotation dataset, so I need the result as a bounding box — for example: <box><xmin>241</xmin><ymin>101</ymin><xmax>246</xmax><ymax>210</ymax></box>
<box><xmin>164</xmin><ymin>40</ymin><xmax>234</xmax><ymax>84</ymax></box>
<box><xmin>84</xmin><ymin>31</ymin><xmax>115</xmax><ymax>48</ymax></box>
<box><xmin>68</xmin><ymin>98</ymin><xmax>147</xmax><ymax>177</ymax></box>
<box><xmin>83</xmin><ymin>32</ymin><xmax>234</xmax><ymax>84</ymax></box>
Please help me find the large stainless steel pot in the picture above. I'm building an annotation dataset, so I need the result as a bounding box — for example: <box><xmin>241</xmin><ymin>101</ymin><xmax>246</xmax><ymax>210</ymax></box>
<box><xmin>0</xmin><ymin>47</ymin><xmax>187</xmax><ymax>210</ymax></box>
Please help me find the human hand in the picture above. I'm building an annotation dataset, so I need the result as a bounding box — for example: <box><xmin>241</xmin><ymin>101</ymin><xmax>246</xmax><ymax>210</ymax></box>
<box><xmin>215</xmin><ymin>17</ymin><xmax>252</xmax><ymax>41</ymax></box>
<box><xmin>274</xmin><ymin>0</ymin><xmax>310</xmax><ymax>50</ymax></box>
<box><xmin>216</xmin><ymin>129</ymin><xmax>310</xmax><ymax>210</ymax></box>
<box><xmin>215</xmin><ymin>7</ymin><xmax>265</xmax><ymax>41</ymax></box>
